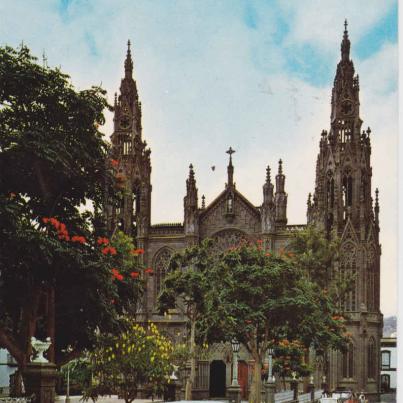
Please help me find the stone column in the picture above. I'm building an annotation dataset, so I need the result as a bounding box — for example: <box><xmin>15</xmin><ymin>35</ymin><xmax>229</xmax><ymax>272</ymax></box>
<box><xmin>227</xmin><ymin>385</ymin><xmax>241</xmax><ymax>403</ymax></box>
<box><xmin>23</xmin><ymin>362</ymin><xmax>58</xmax><ymax>403</ymax></box>
<box><xmin>290</xmin><ymin>379</ymin><xmax>298</xmax><ymax>401</ymax></box>
<box><xmin>264</xmin><ymin>379</ymin><xmax>275</xmax><ymax>403</ymax></box>
<box><xmin>307</xmin><ymin>377</ymin><xmax>315</xmax><ymax>401</ymax></box>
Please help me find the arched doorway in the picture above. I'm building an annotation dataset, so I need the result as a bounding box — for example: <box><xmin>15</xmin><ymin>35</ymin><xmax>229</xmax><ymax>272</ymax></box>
<box><xmin>209</xmin><ymin>360</ymin><xmax>226</xmax><ymax>397</ymax></box>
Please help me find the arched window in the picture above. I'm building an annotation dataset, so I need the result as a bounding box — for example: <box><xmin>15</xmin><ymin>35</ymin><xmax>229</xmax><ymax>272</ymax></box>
<box><xmin>227</xmin><ymin>194</ymin><xmax>234</xmax><ymax>214</ymax></box>
<box><xmin>342</xmin><ymin>342</ymin><xmax>354</xmax><ymax>379</ymax></box>
<box><xmin>326</xmin><ymin>173</ymin><xmax>335</xmax><ymax>233</ymax></box>
<box><xmin>154</xmin><ymin>248</ymin><xmax>173</xmax><ymax>303</ymax></box>
<box><xmin>367</xmin><ymin>338</ymin><xmax>376</xmax><ymax>379</ymax></box>
<box><xmin>367</xmin><ymin>248</ymin><xmax>376</xmax><ymax>311</ymax></box>
<box><xmin>340</xmin><ymin>242</ymin><xmax>357</xmax><ymax>311</ymax></box>
<box><xmin>342</xmin><ymin>171</ymin><xmax>353</xmax><ymax>222</ymax></box>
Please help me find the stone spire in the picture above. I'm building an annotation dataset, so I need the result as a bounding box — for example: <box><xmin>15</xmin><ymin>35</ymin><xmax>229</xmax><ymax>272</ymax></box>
<box><xmin>275</xmin><ymin>159</ymin><xmax>287</xmax><ymax>226</ymax></box>
<box><xmin>261</xmin><ymin>165</ymin><xmax>275</xmax><ymax>233</ymax></box>
<box><xmin>124</xmin><ymin>40</ymin><xmax>133</xmax><ymax>78</ymax></box>
<box><xmin>184</xmin><ymin>163</ymin><xmax>199</xmax><ymax>243</ymax></box>
<box><xmin>341</xmin><ymin>19</ymin><xmax>351</xmax><ymax>62</ymax></box>
<box><xmin>226</xmin><ymin>147</ymin><xmax>235</xmax><ymax>188</ymax></box>
<box><xmin>374</xmin><ymin>188</ymin><xmax>380</xmax><ymax>227</ymax></box>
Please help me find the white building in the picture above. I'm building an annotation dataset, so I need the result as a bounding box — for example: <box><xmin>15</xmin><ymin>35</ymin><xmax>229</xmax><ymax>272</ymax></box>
<box><xmin>0</xmin><ymin>349</ymin><xmax>17</xmax><ymax>396</ymax></box>
<box><xmin>380</xmin><ymin>335</ymin><xmax>397</xmax><ymax>391</ymax></box>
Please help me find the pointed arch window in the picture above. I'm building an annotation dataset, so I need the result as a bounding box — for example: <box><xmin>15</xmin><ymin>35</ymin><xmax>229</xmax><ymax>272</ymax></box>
<box><xmin>367</xmin><ymin>248</ymin><xmax>376</xmax><ymax>311</ymax></box>
<box><xmin>342</xmin><ymin>171</ymin><xmax>353</xmax><ymax>222</ymax></box>
<box><xmin>326</xmin><ymin>172</ymin><xmax>335</xmax><ymax>232</ymax></box>
<box><xmin>342</xmin><ymin>342</ymin><xmax>354</xmax><ymax>379</ymax></box>
<box><xmin>367</xmin><ymin>338</ymin><xmax>376</xmax><ymax>379</ymax></box>
<box><xmin>154</xmin><ymin>248</ymin><xmax>173</xmax><ymax>304</ymax></box>
<box><xmin>340</xmin><ymin>242</ymin><xmax>357</xmax><ymax>312</ymax></box>
<box><xmin>226</xmin><ymin>193</ymin><xmax>234</xmax><ymax>214</ymax></box>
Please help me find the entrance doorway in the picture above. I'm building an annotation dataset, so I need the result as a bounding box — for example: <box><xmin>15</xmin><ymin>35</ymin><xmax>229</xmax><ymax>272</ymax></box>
<box><xmin>209</xmin><ymin>360</ymin><xmax>226</xmax><ymax>397</ymax></box>
<box><xmin>238</xmin><ymin>360</ymin><xmax>249</xmax><ymax>399</ymax></box>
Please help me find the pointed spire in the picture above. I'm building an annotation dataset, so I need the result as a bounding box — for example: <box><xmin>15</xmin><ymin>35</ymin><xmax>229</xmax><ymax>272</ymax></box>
<box><xmin>374</xmin><ymin>188</ymin><xmax>380</xmax><ymax>226</ymax></box>
<box><xmin>226</xmin><ymin>147</ymin><xmax>235</xmax><ymax>188</ymax></box>
<box><xmin>278</xmin><ymin>159</ymin><xmax>283</xmax><ymax>175</ymax></box>
<box><xmin>188</xmin><ymin>163</ymin><xmax>195</xmax><ymax>182</ymax></box>
<box><xmin>341</xmin><ymin>19</ymin><xmax>351</xmax><ymax>61</ymax></box>
<box><xmin>307</xmin><ymin>192</ymin><xmax>312</xmax><ymax>207</ymax></box>
<box><xmin>114</xmin><ymin>92</ymin><xmax>118</xmax><ymax>107</ymax></box>
<box><xmin>201</xmin><ymin>195</ymin><xmax>206</xmax><ymax>209</ymax></box>
<box><xmin>266</xmin><ymin>165</ymin><xmax>271</xmax><ymax>183</ymax></box>
<box><xmin>124</xmin><ymin>39</ymin><xmax>133</xmax><ymax>78</ymax></box>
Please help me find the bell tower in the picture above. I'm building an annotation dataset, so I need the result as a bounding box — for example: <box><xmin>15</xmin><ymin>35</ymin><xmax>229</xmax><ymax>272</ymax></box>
<box><xmin>106</xmin><ymin>41</ymin><xmax>152</xmax><ymax>246</ymax></box>
<box><xmin>308</xmin><ymin>22</ymin><xmax>382</xmax><ymax>395</ymax></box>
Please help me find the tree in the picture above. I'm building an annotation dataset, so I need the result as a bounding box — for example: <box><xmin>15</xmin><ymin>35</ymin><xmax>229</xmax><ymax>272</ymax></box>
<box><xmin>83</xmin><ymin>321</ymin><xmax>174</xmax><ymax>403</ymax></box>
<box><xmin>157</xmin><ymin>239</ymin><xmax>216</xmax><ymax>400</ymax></box>
<box><xmin>204</xmin><ymin>241</ymin><xmax>348</xmax><ymax>403</ymax></box>
<box><xmin>286</xmin><ymin>225</ymin><xmax>353</xmax><ymax>309</ymax></box>
<box><xmin>0</xmin><ymin>45</ymin><xmax>147</xmax><ymax>376</ymax></box>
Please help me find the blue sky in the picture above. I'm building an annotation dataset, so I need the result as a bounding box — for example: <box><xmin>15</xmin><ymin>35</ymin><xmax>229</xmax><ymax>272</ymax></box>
<box><xmin>0</xmin><ymin>0</ymin><xmax>398</xmax><ymax>316</ymax></box>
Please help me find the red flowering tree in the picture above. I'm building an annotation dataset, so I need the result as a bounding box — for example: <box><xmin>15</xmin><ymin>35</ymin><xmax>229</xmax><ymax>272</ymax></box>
<box><xmin>0</xmin><ymin>44</ymin><xmax>146</xmax><ymax>382</ymax></box>
<box><xmin>203</xmin><ymin>241</ymin><xmax>348</xmax><ymax>403</ymax></box>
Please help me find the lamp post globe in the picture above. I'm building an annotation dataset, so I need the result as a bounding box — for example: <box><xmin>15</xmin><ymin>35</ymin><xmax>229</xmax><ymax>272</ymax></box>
<box><xmin>231</xmin><ymin>339</ymin><xmax>240</xmax><ymax>353</ymax></box>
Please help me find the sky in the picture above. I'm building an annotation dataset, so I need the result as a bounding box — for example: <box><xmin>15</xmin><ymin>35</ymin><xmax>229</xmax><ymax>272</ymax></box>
<box><xmin>0</xmin><ymin>0</ymin><xmax>398</xmax><ymax>316</ymax></box>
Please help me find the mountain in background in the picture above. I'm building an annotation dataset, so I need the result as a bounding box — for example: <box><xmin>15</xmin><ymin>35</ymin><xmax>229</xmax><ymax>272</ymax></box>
<box><xmin>383</xmin><ymin>316</ymin><xmax>397</xmax><ymax>337</ymax></box>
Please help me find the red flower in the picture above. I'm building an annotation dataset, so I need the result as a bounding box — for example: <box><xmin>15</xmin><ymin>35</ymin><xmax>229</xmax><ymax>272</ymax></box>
<box><xmin>257</xmin><ymin>239</ymin><xmax>263</xmax><ymax>244</ymax></box>
<box><xmin>130</xmin><ymin>272</ymin><xmax>140</xmax><ymax>278</ymax></box>
<box><xmin>102</xmin><ymin>246</ymin><xmax>117</xmax><ymax>256</ymax></box>
<box><xmin>145</xmin><ymin>268</ymin><xmax>154</xmax><ymax>275</ymax></box>
<box><xmin>97</xmin><ymin>237</ymin><xmax>109</xmax><ymax>245</ymax></box>
<box><xmin>110</xmin><ymin>159</ymin><xmax>119</xmax><ymax>168</ymax></box>
<box><xmin>137</xmin><ymin>248</ymin><xmax>144</xmax><ymax>255</ymax></box>
<box><xmin>42</xmin><ymin>217</ymin><xmax>49</xmax><ymax>224</ymax></box>
<box><xmin>72</xmin><ymin>235</ymin><xmax>86</xmax><ymax>244</ymax></box>
<box><xmin>265</xmin><ymin>252</ymin><xmax>271</xmax><ymax>257</ymax></box>
<box><xmin>245</xmin><ymin>320</ymin><xmax>252</xmax><ymax>324</ymax></box>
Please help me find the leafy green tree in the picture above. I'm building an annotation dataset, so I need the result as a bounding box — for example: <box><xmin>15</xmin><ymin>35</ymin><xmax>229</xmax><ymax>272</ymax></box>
<box><xmin>0</xmin><ymin>45</ymin><xmax>146</xmax><ymax>375</ymax></box>
<box><xmin>157</xmin><ymin>239</ymin><xmax>216</xmax><ymax>400</ymax></box>
<box><xmin>286</xmin><ymin>225</ymin><xmax>352</xmax><ymax>309</ymax></box>
<box><xmin>83</xmin><ymin>321</ymin><xmax>174</xmax><ymax>403</ymax></box>
<box><xmin>204</xmin><ymin>241</ymin><xmax>348</xmax><ymax>403</ymax></box>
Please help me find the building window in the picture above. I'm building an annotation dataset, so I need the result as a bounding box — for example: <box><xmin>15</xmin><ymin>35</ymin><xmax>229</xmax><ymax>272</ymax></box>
<box><xmin>342</xmin><ymin>173</ymin><xmax>353</xmax><ymax>222</ymax></box>
<box><xmin>381</xmin><ymin>350</ymin><xmax>391</xmax><ymax>370</ymax></box>
<box><xmin>154</xmin><ymin>248</ymin><xmax>173</xmax><ymax>303</ymax></box>
<box><xmin>340</xmin><ymin>242</ymin><xmax>357</xmax><ymax>312</ymax></box>
<box><xmin>342</xmin><ymin>342</ymin><xmax>354</xmax><ymax>379</ymax></box>
<box><xmin>367</xmin><ymin>338</ymin><xmax>376</xmax><ymax>379</ymax></box>
<box><xmin>227</xmin><ymin>194</ymin><xmax>234</xmax><ymax>214</ymax></box>
<box><xmin>123</xmin><ymin>141</ymin><xmax>131</xmax><ymax>155</ymax></box>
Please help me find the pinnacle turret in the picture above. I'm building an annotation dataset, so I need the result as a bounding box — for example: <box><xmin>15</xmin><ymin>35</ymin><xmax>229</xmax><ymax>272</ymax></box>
<box><xmin>341</xmin><ymin>19</ymin><xmax>351</xmax><ymax>62</ymax></box>
<box><xmin>124</xmin><ymin>40</ymin><xmax>133</xmax><ymax>78</ymax></box>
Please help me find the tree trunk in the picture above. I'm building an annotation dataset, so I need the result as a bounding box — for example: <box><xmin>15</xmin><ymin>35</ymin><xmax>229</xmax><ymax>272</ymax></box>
<box><xmin>185</xmin><ymin>318</ymin><xmax>196</xmax><ymax>400</ymax></box>
<box><xmin>249</xmin><ymin>358</ymin><xmax>262</xmax><ymax>403</ymax></box>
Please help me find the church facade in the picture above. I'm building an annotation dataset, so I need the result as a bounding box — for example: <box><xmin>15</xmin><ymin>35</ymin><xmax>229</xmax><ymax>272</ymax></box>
<box><xmin>105</xmin><ymin>23</ymin><xmax>382</xmax><ymax>398</ymax></box>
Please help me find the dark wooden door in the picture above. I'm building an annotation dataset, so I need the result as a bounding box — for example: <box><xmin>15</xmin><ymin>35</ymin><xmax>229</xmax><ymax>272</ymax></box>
<box><xmin>209</xmin><ymin>360</ymin><xmax>226</xmax><ymax>397</ymax></box>
<box><xmin>238</xmin><ymin>360</ymin><xmax>249</xmax><ymax>399</ymax></box>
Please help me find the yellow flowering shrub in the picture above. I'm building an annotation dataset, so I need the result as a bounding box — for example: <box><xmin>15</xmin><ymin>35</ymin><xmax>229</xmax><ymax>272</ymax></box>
<box><xmin>83</xmin><ymin>322</ymin><xmax>174</xmax><ymax>403</ymax></box>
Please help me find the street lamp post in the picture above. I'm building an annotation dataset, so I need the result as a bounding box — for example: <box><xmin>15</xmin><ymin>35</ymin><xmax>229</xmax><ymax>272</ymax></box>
<box><xmin>264</xmin><ymin>348</ymin><xmax>275</xmax><ymax>403</ymax></box>
<box><xmin>267</xmin><ymin>348</ymin><xmax>274</xmax><ymax>382</ymax></box>
<box><xmin>231</xmin><ymin>339</ymin><xmax>240</xmax><ymax>386</ymax></box>
<box><xmin>66</xmin><ymin>362</ymin><xmax>70</xmax><ymax>403</ymax></box>
<box><xmin>227</xmin><ymin>339</ymin><xmax>241</xmax><ymax>403</ymax></box>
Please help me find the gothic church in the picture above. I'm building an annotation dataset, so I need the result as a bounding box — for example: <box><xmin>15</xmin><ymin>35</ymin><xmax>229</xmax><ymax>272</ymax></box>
<box><xmin>105</xmin><ymin>23</ymin><xmax>382</xmax><ymax>398</ymax></box>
